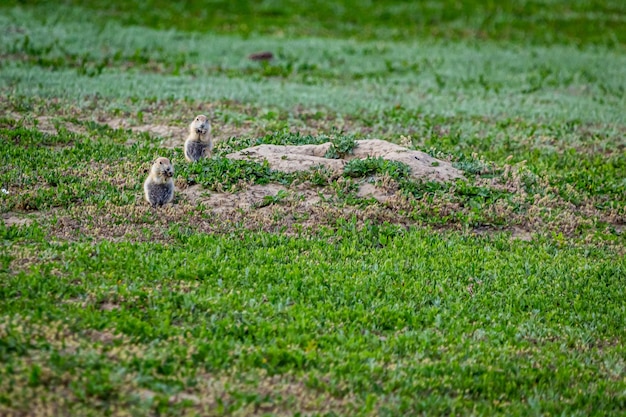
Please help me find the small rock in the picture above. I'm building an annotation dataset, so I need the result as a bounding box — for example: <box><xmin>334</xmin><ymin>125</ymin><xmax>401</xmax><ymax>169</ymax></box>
<box><xmin>248</xmin><ymin>51</ymin><xmax>274</xmax><ymax>61</ymax></box>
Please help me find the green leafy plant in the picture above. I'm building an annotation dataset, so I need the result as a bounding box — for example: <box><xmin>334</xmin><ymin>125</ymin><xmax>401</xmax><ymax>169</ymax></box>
<box><xmin>343</xmin><ymin>157</ymin><xmax>410</xmax><ymax>180</ymax></box>
<box><xmin>324</xmin><ymin>135</ymin><xmax>358</xmax><ymax>159</ymax></box>
<box><xmin>254</xmin><ymin>189</ymin><xmax>289</xmax><ymax>208</ymax></box>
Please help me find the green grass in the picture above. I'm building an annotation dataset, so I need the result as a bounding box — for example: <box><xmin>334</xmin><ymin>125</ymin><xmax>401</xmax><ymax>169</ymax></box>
<box><xmin>1</xmin><ymin>9</ymin><xmax>625</xmax><ymax>122</ymax></box>
<box><xmin>2</xmin><ymin>224</ymin><xmax>625</xmax><ymax>415</ymax></box>
<box><xmin>1</xmin><ymin>1</ymin><xmax>625</xmax><ymax>416</ymax></box>
<box><xmin>3</xmin><ymin>0</ymin><xmax>626</xmax><ymax>46</ymax></box>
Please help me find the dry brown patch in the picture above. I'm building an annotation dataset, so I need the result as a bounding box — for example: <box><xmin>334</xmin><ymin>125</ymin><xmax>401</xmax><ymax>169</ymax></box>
<box><xmin>7</xmin><ymin>113</ymin><xmax>88</xmax><ymax>136</ymax></box>
<box><xmin>84</xmin><ymin>329</ymin><xmax>119</xmax><ymax>345</ymax></box>
<box><xmin>99</xmin><ymin>302</ymin><xmax>121</xmax><ymax>312</ymax></box>
<box><xmin>511</xmin><ymin>227</ymin><xmax>533</xmax><ymax>241</ymax></box>
<box><xmin>38</xmin><ymin>181</ymin><xmax>621</xmax><ymax>248</ymax></box>
<box><xmin>356</xmin><ymin>182</ymin><xmax>394</xmax><ymax>203</ymax></box>
<box><xmin>5</xmin><ymin>241</ymin><xmax>68</xmax><ymax>277</ymax></box>
<box><xmin>32</xmin><ymin>116</ymin><xmax>59</xmax><ymax>135</ymax></box>
<box><xmin>49</xmin><ymin>203</ymin><xmax>187</xmax><ymax>242</ymax></box>
<box><xmin>104</xmin><ymin>117</ymin><xmax>185</xmax><ymax>145</ymax></box>
<box><xmin>2</xmin><ymin>212</ymin><xmax>35</xmax><ymax>227</ymax></box>
<box><xmin>471</xmin><ymin>225</ymin><xmax>533</xmax><ymax>241</ymax></box>
<box><xmin>181</xmin><ymin>183</ymin><xmax>288</xmax><ymax>212</ymax></box>
<box><xmin>44</xmin><ymin>190</ymin><xmax>406</xmax><ymax>242</ymax></box>
<box><xmin>167</xmin><ymin>370</ymin><xmax>357</xmax><ymax>416</ymax></box>
<box><xmin>60</xmin><ymin>160</ymin><xmax>141</xmax><ymax>188</ymax></box>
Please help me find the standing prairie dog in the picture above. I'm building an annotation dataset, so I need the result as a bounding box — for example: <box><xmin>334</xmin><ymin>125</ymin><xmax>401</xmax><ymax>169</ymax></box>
<box><xmin>184</xmin><ymin>115</ymin><xmax>212</xmax><ymax>162</ymax></box>
<box><xmin>144</xmin><ymin>157</ymin><xmax>174</xmax><ymax>207</ymax></box>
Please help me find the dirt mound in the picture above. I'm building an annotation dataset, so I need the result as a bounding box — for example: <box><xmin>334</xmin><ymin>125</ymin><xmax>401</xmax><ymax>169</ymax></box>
<box><xmin>180</xmin><ymin>139</ymin><xmax>460</xmax><ymax>213</ymax></box>
<box><xmin>227</xmin><ymin>139</ymin><xmax>462</xmax><ymax>182</ymax></box>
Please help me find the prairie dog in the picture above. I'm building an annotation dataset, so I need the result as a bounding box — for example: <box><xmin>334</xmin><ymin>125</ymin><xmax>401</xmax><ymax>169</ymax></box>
<box><xmin>144</xmin><ymin>157</ymin><xmax>174</xmax><ymax>207</ymax></box>
<box><xmin>184</xmin><ymin>114</ymin><xmax>212</xmax><ymax>162</ymax></box>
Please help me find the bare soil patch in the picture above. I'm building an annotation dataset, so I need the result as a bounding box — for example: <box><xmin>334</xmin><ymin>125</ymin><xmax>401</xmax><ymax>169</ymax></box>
<box><xmin>511</xmin><ymin>227</ymin><xmax>534</xmax><ymax>241</ymax></box>
<box><xmin>2</xmin><ymin>212</ymin><xmax>36</xmax><ymax>227</ymax></box>
<box><xmin>357</xmin><ymin>182</ymin><xmax>394</xmax><ymax>203</ymax></box>
<box><xmin>36</xmin><ymin>188</ymin><xmax>622</xmax><ymax>251</ymax></box>
<box><xmin>7</xmin><ymin>113</ymin><xmax>88</xmax><ymax>136</ymax></box>
<box><xmin>182</xmin><ymin>183</ymin><xmax>288</xmax><ymax>212</ymax></box>
<box><xmin>179</xmin><ymin>182</ymin><xmax>335</xmax><ymax>214</ymax></box>
<box><xmin>161</xmin><ymin>370</ymin><xmax>357</xmax><ymax>415</ymax></box>
<box><xmin>104</xmin><ymin>117</ymin><xmax>185</xmax><ymax>145</ymax></box>
<box><xmin>84</xmin><ymin>329</ymin><xmax>118</xmax><ymax>345</ymax></box>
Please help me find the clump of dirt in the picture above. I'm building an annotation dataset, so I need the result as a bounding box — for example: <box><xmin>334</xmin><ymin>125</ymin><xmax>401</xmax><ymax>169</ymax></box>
<box><xmin>248</xmin><ymin>51</ymin><xmax>274</xmax><ymax>61</ymax></box>
<box><xmin>227</xmin><ymin>139</ymin><xmax>462</xmax><ymax>182</ymax></box>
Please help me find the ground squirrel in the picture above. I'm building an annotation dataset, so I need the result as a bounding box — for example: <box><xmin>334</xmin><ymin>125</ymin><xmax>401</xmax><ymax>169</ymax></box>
<box><xmin>144</xmin><ymin>157</ymin><xmax>174</xmax><ymax>207</ymax></box>
<box><xmin>184</xmin><ymin>114</ymin><xmax>212</xmax><ymax>162</ymax></box>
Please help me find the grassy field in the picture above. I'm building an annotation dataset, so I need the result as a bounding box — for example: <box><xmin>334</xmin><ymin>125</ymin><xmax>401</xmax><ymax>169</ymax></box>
<box><xmin>1</xmin><ymin>1</ymin><xmax>625</xmax><ymax>416</ymax></box>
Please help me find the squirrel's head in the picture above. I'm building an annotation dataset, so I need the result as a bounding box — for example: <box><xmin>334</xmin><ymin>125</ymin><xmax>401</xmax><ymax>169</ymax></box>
<box><xmin>190</xmin><ymin>114</ymin><xmax>210</xmax><ymax>136</ymax></box>
<box><xmin>152</xmin><ymin>157</ymin><xmax>173</xmax><ymax>178</ymax></box>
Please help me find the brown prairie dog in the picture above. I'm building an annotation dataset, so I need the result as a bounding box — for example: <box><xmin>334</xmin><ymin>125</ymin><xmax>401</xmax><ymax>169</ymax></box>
<box><xmin>144</xmin><ymin>157</ymin><xmax>174</xmax><ymax>207</ymax></box>
<box><xmin>184</xmin><ymin>115</ymin><xmax>212</xmax><ymax>162</ymax></box>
